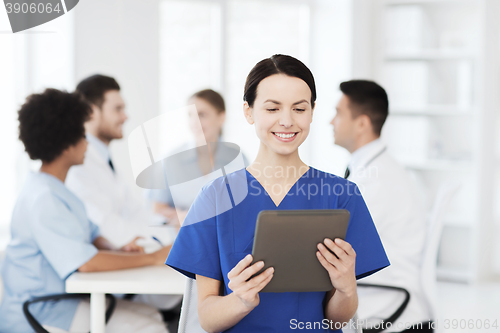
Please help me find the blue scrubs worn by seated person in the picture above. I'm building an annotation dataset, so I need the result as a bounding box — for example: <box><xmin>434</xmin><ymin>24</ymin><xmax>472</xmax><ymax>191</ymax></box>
<box><xmin>148</xmin><ymin>141</ymin><xmax>249</xmax><ymax>211</ymax></box>
<box><xmin>166</xmin><ymin>167</ymin><xmax>390</xmax><ymax>333</ymax></box>
<box><xmin>0</xmin><ymin>172</ymin><xmax>100</xmax><ymax>333</ymax></box>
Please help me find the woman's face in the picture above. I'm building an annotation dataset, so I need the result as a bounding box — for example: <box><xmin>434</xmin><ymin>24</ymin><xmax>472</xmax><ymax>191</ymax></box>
<box><xmin>65</xmin><ymin>137</ymin><xmax>88</xmax><ymax>166</ymax></box>
<box><xmin>244</xmin><ymin>74</ymin><xmax>314</xmax><ymax>156</ymax></box>
<box><xmin>188</xmin><ymin>97</ymin><xmax>225</xmax><ymax>144</ymax></box>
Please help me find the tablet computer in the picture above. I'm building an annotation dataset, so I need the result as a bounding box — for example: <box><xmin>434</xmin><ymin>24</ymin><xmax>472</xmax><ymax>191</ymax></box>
<box><xmin>251</xmin><ymin>209</ymin><xmax>350</xmax><ymax>293</ymax></box>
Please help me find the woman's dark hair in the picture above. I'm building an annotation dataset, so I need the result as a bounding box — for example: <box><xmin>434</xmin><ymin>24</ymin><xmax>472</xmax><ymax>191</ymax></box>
<box><xmin>244</xmin><ymin>54</ymin><xmax>316</xmax><ymax>108</ymax></box>
<box><xmin>339</xmin><ymin>80</ymin><xmax>389</xmax><ymax>136</ymax></box>
<box><xmin>190</xmin><ymin>89</ymin><xmax>225</xmax><ymax>114</ymax></box>
<box><xmin>18</xmin><ymin>88</ymin><xmax>91</xmax><ymax>163</ymax></box>
<box><xmin>76</xmin><ymin>74</ymin><xmax>120</xmax><ymax>108</ymax></box>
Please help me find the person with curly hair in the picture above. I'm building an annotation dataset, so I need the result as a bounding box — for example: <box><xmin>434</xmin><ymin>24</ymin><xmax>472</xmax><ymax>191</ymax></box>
<box><xmin>66</xmin><ymin>74</ymin><xmax>182</xmax><ymax>317</ymax></box>
<box><xmin>0</xmin><ymin>89</ymin><xmax>171</xmax><ymax>333</ymax></box>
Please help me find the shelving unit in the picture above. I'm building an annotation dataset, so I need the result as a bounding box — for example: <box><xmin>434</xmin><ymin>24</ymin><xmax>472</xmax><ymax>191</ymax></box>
<box><xmin>403</xmin><ymin>159</ymin><xmax>472</xmax><ymax>171</ymax></box>
<box><xmin>390</xmin><ymin>105</ymin><xmax>473</xmax><ymax>116</ymax></box>
<box><xmin>385</xmin><ymin>50</ymin><xmax>476</xmax><ymax>60</ymax></box>
<box><xmin>386</xmin><ymin>0</ymin><xmax>473</xmax><ymax>4</ymax></box>
<box><xmin>352</xmin><ymin>0</ymin><xmax>500</xmax><ymax>282</ymax></box>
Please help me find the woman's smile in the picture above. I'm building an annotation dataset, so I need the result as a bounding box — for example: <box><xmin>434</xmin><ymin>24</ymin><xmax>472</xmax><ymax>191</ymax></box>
<box><xmin>272</xmin><ymin>131</ymin><xmax>299</xmax><ymax>142</ymax></box>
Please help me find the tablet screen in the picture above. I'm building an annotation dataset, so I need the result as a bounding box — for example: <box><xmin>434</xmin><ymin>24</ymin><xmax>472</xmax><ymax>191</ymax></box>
<box><xmin>251</xmin><ymin>209</ymin><xmax>350</xmax><ymax>293</ymax></box>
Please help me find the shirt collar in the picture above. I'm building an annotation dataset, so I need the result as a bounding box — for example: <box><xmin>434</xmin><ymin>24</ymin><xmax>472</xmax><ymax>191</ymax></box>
<box><xmin>86</xmin><ymin>133</ymin><xmax>110</xmax><ymax>162</ymax></box>
<box><xmin>349</xmin><ymin>138</ymin><xmax>385</xmax><ymax>171</ymax></box>
<box><xmin>36</xmin><ymin>171</ymin><xmax>65</xmax><ymax>188</ymax></box>
<box><xmin>35</xmin><ymin>171</ymin><xmax>85</xmax><ymax>212</ymax></box>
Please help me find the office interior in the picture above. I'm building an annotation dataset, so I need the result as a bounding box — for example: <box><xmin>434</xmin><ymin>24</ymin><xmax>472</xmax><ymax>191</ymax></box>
<box><xmin>0</xmin><ymin>0</ymin><xmax>500</xmax><ymax>332</ymax></box>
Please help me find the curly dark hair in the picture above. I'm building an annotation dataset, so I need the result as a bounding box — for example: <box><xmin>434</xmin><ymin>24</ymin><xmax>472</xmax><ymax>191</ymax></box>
<box><xmin>18</xmin><ymin>88</ymin><xmax>91</xmax><ymax>163</ymax></box>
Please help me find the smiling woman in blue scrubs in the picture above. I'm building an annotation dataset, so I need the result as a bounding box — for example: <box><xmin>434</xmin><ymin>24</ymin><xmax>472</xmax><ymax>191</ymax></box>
<box><xmin>166</xmin><ymin>54</ymin><xmax>390</xmax><ymax>333</ymax></box>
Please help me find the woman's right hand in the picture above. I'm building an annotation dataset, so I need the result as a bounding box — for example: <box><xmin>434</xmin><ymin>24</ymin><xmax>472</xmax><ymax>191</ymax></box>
<box><xmin>227</xmin><ymin>254</ymin><xmax>274</xmax><ymax>310</ymax></box>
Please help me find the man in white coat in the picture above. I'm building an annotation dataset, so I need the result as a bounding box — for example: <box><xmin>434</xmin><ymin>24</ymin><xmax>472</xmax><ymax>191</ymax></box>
<box><xmin>66</xmin><ymin>75</ymin><xmax>181</xmax><ymax>314</ymax></box>
<box><xmin>331</xmin><ymin>80</ymin><xmax>432</xmax><ymax>332</ymax></box>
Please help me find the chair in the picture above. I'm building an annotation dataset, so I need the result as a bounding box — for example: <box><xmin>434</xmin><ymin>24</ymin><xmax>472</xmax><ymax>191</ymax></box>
<box><xmin>351</xmin><ymin>312</ymin><xmax>364</xmax><ymax>333</ymax></box>
<box><xmin>356</xmin><ymin>181</ymin><xmax>460</xmax><ymax>333</ymax></box>
<box><xmin>23</xmin><ymin>293</ymin><xmax>116</xmax><ymax>333</ymax></box>
<box><xmin>0</xmin><ymin>274</ymin><xmax>3</xmax><ymax>305</ymax></box>
<box><xmin>177</xmin><ymin>278</ymin><xmax>206</xmax><ymax>333</ymax></box>
<box><xmin>419</xmin><ymin>181</ymin><xmax>461</xmax><ymax>333</ymax></box>
<box><xmin>0</xmin><ymin>250</ymin><xmax>4</xmax><ymax>304</ymax></box>
<box><xmin>178</xmin><ymin>278</ymin><xmax>363</xmax><ymax>333</ymax></box>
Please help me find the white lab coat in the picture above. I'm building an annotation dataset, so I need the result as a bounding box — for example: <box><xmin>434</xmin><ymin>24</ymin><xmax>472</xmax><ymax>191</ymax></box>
<box><xmin>347</xmin><ymin>139</ymin><xmax>431</xmax><ymax>332</ymax></box>
<box><xmin>66</xmin><ymin>135</ymin><xmax>181</xmax><ymax>310</ymax></box>
<box><xmin>66</xmin><ymin>136</ymin><xmax>173</xmax><ymax>249</ymax></box>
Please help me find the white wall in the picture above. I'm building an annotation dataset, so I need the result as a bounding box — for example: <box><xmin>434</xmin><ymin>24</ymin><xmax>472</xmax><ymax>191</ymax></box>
<box><xmin>73</xmin><ymin>0</ymin><xmax>354</xmax><ymax>192</ymax></box>
<box><xmin>308</xmin><ymin>0</ymin><xmax>352</xmax><ymax>175</ymax></box>
<box><xmin>74</xmin><ymin>0</ymin><xmax>160</xmax><ymax>193</ymax></box>
<box><xmin>0</xmin><ymin>10</ymin><xmax>75</xmax><ymax>249</ymax></box>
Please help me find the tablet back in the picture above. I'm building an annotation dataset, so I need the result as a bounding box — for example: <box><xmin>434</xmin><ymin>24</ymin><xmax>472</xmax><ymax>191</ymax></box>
<box><xmin>251</xmin><ymin>209</ymin><xmax>350</xmax><ymax>293</ymax></box>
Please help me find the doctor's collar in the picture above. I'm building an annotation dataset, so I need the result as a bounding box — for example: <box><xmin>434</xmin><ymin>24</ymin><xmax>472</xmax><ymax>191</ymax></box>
<box><xmin>86</xmin><ymin>133</ymin><xmax>111</xmax><ymax>162</ymax></box>
<box><xmin>348</xmin><ymin>138</ymin><xmax>384</xmax><ymax>171</ymax></box>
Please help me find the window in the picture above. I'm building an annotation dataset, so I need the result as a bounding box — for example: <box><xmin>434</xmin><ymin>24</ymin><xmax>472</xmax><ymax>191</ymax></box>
<box><xmin>159</xmin><ymin>0</ymin><xmax>352</xmax><ymax>172</ymax></box>
<box><xmin>0</xmin><ymin>10</ymin><xmax>75</xmax><ymax>249</ymax></box>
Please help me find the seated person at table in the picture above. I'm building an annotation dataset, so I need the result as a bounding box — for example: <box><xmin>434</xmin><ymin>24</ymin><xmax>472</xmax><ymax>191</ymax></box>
<box><xmin>67</xmin><ymin>74</ymin><xmax>181</xmax><ymax>313</ymax></box>
<box><xmin>0</xmin><ymin>89</ymin><xmax>171</xmax><ymax>333</ymax></box>
<box><xmin>67</xmin><ymin>74</ymin><xmax>173</xmax><ymax>248</ymax></box>
<box><xmin>148</xmin><ymin>88</ymin><xmax>249</xmax><ymax>224</ymax></box>
<box><xmin>332</xmin><ymin>80</ymin><xmax>430</xmax><ymax>332</ymax></box>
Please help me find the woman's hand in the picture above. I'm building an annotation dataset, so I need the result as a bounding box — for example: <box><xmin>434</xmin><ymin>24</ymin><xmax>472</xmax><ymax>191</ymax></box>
<box><xmin>316</xmin><ymin>238</ymin><xmax>356</xmax><ymax>296</ymax></box>
<box><xmin>154</xmin><ymin>202</ymin><xmax>178</xmax><ymax>220</ymax></box>
<box><xmin>227</xmin><ymin>254</ymin><xmax>274</xmax><ymax>310</ymax></box>
<box><xmin>120</xmin><ymin>236</ymin><xmax>145</xmax><ymax>253</ymax></box>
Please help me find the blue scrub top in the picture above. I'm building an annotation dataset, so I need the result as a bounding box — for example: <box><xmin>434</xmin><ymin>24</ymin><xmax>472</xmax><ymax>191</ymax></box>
<box><xmin>166</xmin><ymin>167</ymin><xmax>390</xmax><ymax>333</ymax></box>
<box><xmin>0</xmin><ymin>172</ymin><xmax>100</xmax><ymax>333</ymax></box>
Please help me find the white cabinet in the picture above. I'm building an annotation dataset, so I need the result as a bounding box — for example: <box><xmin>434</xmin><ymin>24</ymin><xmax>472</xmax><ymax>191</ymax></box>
<box><xmin>352</xmin><ymin>0</ymin><xmax>500</xmax><ymax>282</ymax></box>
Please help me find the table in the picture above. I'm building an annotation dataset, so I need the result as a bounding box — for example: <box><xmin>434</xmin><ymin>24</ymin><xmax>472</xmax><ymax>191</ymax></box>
<box><xmin>66</xmin><ymin>265</ymin><xmax>186</xmax><ymax>333</ymax></box>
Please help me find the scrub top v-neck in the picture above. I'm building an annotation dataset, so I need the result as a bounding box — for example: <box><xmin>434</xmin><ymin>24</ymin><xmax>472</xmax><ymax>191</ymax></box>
<box><xmin>245</xmin><ymin>167</ymin><xmax>309</xmax><ymax>208</ymax></box>
<box><xmin>166</xmin><ymin>167</ymin><xmax>389</xmax><ymax>333</ymax></box>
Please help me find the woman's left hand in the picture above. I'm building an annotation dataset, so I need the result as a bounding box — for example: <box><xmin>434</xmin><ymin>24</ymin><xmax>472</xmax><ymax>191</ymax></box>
<box><xmin>316</xmin><ymin>238</ymin><xmax>356</xmax><ymax>295</ymax></box>
<box><xmin>120</xmin><ymin>236</ymin><xmax>145</xmax><ymax>253</ymax></box>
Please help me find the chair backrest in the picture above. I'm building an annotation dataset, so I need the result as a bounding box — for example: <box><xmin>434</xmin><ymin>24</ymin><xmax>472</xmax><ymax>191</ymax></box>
<box><xmin>351</xmin><ymin>312</ymin><xmax>363</xmax><ymax>333</ymax></box>
<box><xmin>177</xmin><ymin>278</ymin><xmax>207</xmax><ymax>333</ymax></box>
<box><xmin>419</xmin><ymin>182</ymin><xmax>461</xmax><ymax>326</ymax></box>
<box><xmin>0</xmin><ymin>250</ymin><xmax>4</xmax><ymax>303</ymax></box>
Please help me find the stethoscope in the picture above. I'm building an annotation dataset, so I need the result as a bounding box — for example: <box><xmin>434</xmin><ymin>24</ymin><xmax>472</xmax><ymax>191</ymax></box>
<box><xmin>345</xmin><ymin>146</ymin><xmax>387</xmax><ymax>179</ymax></box>
<box><xmin>363</xmin><ymin>146</ymin><xmax>387</xmax><ymax>169</ymax></box>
